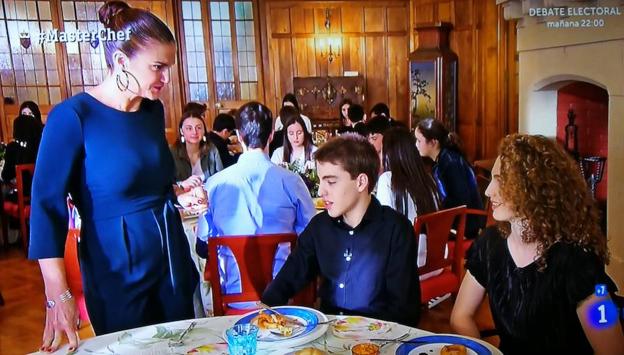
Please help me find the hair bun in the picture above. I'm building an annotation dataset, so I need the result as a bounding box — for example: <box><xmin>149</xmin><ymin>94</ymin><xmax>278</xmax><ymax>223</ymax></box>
<box><xmin>98</xmin><ymin>1</ymin><xmax>130</xmax><ymax>28</ymax></box>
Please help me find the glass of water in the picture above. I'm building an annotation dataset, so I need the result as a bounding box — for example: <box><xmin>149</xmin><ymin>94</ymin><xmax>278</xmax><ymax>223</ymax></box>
<box><xmin>226</xmin><ymin>323</ymin><xmax>259</xmax><ymax>355</ymax></box>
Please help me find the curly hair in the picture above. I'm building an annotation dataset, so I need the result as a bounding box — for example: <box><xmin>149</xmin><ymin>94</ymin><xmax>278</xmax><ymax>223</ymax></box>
<box><xmin>497</xmin><ymin>134</ymin><xmax>608</xmax><ymax>269</ymax></box>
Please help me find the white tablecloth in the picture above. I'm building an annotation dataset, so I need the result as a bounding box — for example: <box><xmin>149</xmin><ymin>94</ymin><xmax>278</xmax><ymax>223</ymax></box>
<box><xmin>44</xmin><ymin>315</ymin><xmax>502</xmax><ymax>354</ymax></box>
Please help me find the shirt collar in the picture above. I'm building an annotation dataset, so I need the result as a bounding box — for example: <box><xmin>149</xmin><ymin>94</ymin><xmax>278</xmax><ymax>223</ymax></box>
<box><xmin>237</xmin><ymin>150</ymin><xmax>270</xmax><ymax>164</ymax></box>
<box><xmin>331</xmin><ymin>195</ymin><xmax>382</xmax><ymax>230</ymax></box>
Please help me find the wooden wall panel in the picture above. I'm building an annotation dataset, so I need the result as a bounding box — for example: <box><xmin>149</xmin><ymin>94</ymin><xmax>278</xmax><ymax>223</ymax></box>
<box><xmin>263</xmin><ymin>1</ymin><xmax>410</xmax><ymax>122</ymax></box>
<box><xmin>409</xmin><ymin>0</ymin><xmax>517</xmax><ymax>162</ymax></box>
<box><xmin>364</xmin><ymin>7</ymin><xmax>386</xmax><ymax>32</ymax></box>
<box><xmin>290</xmin><ymin>7</ymin><xmax>315</xmax><ymax>34</ymax></box>
<box><xmin>270</xmin><ymin>8</ymin><xmax>291</xmax><ymax>34</ymax></box>
<box><xmin>342</xmin><ymin>6</ymin><xmax>364</xmax><ymax>33</ymax></box>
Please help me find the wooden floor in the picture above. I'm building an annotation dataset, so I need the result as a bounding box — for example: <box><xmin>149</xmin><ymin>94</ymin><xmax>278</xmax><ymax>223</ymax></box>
<box><xmin>0</xmin><ymin>243</ymin><xmax>497</xmax><ymax>355</ymax></box>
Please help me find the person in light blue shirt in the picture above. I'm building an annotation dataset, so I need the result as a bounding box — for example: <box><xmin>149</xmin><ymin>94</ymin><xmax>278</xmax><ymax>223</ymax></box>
<box><xmin>196</xmin><ymin>101</ymin><xmax>315</xmax><ymax>300</ymax></box>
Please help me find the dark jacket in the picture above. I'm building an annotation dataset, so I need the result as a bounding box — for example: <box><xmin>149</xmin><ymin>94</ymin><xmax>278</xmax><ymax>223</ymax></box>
<box><xmin>170</xmin><ymin>143</ymin><xmax>223</xmax><ymax>183</ymax></box>
<box><xmin>206</xmin><ymin>131</ymin><xmax>240</xmax><ymax>169</ymax></box>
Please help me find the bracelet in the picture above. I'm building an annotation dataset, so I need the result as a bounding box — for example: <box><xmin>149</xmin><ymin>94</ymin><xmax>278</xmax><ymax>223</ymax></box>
<box><xmin>176</xmin><ymin>181</ymin><xmax>184</xmax><ymax>189</ymax></box>
<box><xmin>45</xmin><ymin>289</ymin><xmax>73</xmax><ymax>309</ymax></box>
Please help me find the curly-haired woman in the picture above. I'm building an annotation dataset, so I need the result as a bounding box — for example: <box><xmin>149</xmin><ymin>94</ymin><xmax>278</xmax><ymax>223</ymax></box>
<box><xmin>450</xmin><ymin>134</ymin><xmax>624</xmax><ymax>354</ymax></box>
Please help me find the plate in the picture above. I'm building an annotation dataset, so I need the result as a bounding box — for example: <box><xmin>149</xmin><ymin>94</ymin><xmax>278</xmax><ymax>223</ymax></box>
<box><xmin>395</xmin><ymin>335</ymin><xmax>492</xmax><ymax>355</ymax></box>
<box><xmin>235</xmin><ymin>306</ymin><xmax>329</xmax><ymax>349</ymax></box>
<box><xmin>332</xmin><ymin>316</ymin><xmax>407</xmax><ymax>340</ymax></box>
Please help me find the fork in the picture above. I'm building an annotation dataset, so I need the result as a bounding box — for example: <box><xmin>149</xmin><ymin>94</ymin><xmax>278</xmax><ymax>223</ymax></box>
<box><xmin>168</xmin><ymin>321</ymin><xmax>196</xmax><ymax>347</ymax></box>
<box><xmin>256</xmin><ymin>302</ymin><xmax>306</xmax><ymax>327</ymax></box>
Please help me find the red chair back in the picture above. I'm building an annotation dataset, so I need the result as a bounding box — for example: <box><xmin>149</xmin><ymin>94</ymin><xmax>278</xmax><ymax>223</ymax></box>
<box><xmin>16</xmin><ymin>164</ymin><xmax>34</xmax><ymax>253</ymax></box>
<box><xmin>414</xmin><ymin>206</ymin><xmax>467</xmax><ymax>303</ymax></box>
<box><xmin>207</xmin><ymin>233</ymin><xmax>314</xmax><ymax>316</ymax></box>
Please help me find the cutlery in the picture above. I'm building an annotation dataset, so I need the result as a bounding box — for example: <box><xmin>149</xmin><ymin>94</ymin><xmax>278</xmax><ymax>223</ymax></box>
<box><xmin>256</xmin><ymin>302</ymin><xmax>306</xmax><ymax>327</ymax></box>
<box><xmin>169</xmin><ymin>321</ymin><xmax>196</xmax><ymax>346</ymax></box>
<box><xmin>368</xmin><ymin>338</ymin><xmax>427</xmax><ymax>344</ymax></box>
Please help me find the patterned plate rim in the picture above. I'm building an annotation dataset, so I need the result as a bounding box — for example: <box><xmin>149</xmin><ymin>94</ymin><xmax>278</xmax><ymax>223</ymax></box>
<box><xmin>395</xmin><ymin>334</ymin><xmax>492</xmax><ymax>355</ymax></box>
<box><xmin>234</xmin><ymin>306</ymin><xmax>326</xmax><ymax>343</ymax></box>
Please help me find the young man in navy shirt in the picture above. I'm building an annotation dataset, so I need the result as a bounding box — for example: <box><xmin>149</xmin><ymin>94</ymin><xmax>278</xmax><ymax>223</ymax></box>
<box><xmin>262</xmin><ymin>134</ymin><xmax>421</xmax><ymax>326</ymax></box>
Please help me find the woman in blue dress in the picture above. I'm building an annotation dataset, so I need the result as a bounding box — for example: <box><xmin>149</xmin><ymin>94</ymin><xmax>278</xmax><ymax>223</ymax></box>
<box><xmin>29</xmin><ymin>1</ymin><xmax>197</xmax><ymax>352</ymax></box>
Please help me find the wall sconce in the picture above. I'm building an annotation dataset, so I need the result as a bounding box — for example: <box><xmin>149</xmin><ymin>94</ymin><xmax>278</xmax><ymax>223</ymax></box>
<box><xmin>319</xmin><ymin>37</ymin><xmax>341</xmax><ymax>64</ymax></box>
<box><xmin>324</xmin><ymin>9</ymin><xmax>331</xmax><ymax>30</ymax></box>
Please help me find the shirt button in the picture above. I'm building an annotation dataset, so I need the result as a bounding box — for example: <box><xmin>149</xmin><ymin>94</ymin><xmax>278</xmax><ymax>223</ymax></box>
<box><xmin>339</xmin><ymin>283</ymin><xmax>345</xmax><ymax>289</ymax></box>
<box><xmin>348</xmin><ymin>230</ymin><xmax>354</xmax><ymax>235</ymax></box>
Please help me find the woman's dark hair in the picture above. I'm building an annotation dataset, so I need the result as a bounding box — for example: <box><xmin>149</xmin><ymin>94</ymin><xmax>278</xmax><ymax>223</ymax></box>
<box><xmin>236</xmin><ymin>101</ymin><xmax>273</xmax><ymax>149</ymax></box>
<box><xmin>281</xmin><ymin>93</ymin><xmax>299</xmax><ymax>110</ymax></box>
<box><xmin>281</xmin><ymin>106</ymin><xmax>314</xmax><ymax>163</ymax></box>
<box><xmin>183</xmin><ymin>102</ymin><xmax>207</xmax><ymax>118</ymax></box>
<box><xmin>370</xmin><ymin>102</ymin><xmax>390</xmax><ymax>118</ymax></box>
<box><xmin>19</xmin><ymin>101</ymin><xmax>42</xmax><ymax>125</ymax></box>
<box><xmin>383</xmin><ymin>127</ymin><xmax>440</xmax><ymax>217</ymax></box>
<box><xmin>416</xmin><ymin>117</ymin><xmax>465</xmax><ymax>157</ymax></box>
<box><xmin>12</xmin><ymin>114</ymin><xmax>43</xmax><ymax>163</ymax></box>
<box><xmin>98</xmin><ymin>1</ymin><xmax>175</xmax><ymax>69</ymax></box>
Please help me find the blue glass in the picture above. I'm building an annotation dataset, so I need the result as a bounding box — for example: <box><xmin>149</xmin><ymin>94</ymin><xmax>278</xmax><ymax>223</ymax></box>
<box><xmin>226</xmin><ymin>323</ymin><xmax>258</xmax><ymax>355</ymax></box>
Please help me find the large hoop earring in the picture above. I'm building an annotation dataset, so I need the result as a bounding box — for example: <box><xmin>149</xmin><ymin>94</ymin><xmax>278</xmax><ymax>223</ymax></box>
<box><xmin>116</xmin><ymin>69</ymin><xmax>129</xmax><ymax>92</ymax></box>
<box><xmin>181</xmin><ymin>136</ymin><xmax>185</xmax><ymax>143</ymax></box>
<box><xmin>116</xmin><ymin>68</ymin><xmax>141</xmax><ymax>94</ymax></box>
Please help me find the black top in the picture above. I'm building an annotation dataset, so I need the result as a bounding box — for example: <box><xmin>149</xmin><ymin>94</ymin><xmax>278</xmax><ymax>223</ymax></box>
<box><xmin>433</xmin><ymin>148</ymin><xmax>483</xmax><ymax>237</ymax></box>
<box><xmin>262</xmin><ymin>197</ymin><xmax>421</xmax><ymax>327</ymax></box>
<box><xmin>466</xmin><ymin>227</ymin><xmax>617</xmax><ymax>355</ymax></box>
<box><xmin>207</xmin><ymin>131</ymin><xmax>239</xmax><ymax>168</ymax></box>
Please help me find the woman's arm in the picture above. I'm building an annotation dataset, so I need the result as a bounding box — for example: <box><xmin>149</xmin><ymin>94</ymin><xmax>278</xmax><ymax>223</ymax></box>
<box><xmin>577</xmin><ymin>294</ymin><xmax>624</xmax><ymax>355</ymax></box>
<box><xmin>39</xmin><ymin>258</ymin><xmax>79</xmax><ymax>352</ymax></box>
<box><xmin>450</xmin><ymin>271</ymin><xmax>487</xmax><ymax>338</ymax></box>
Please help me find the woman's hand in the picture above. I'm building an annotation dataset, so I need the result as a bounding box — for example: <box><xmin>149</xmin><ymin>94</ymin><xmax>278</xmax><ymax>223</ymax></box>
<box><xmin>41</xmin><ymin>294</ymin><xmax>79</xmax><ymax>352</ymax></box>
<box><xmin>180</xmin><ymin>175</ymin><xmax>203</xmax><ymax>191</ymax></box>
<box><xmin>38</xmin><ymin>259</ymin><xmax>79</xmax><ymax>353</ymax></box>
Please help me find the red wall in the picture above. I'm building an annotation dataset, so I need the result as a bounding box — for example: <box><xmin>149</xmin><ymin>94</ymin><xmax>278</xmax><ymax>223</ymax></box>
<box><xmin>556</xmin><ymin>82</ymin><xmax>608</xmax><ymax>202</ymax></box>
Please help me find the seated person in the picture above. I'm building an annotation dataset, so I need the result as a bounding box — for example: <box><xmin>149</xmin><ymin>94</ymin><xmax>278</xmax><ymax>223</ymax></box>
<box><xmin>197</xmin><ymin>102</ymin><xmax>316</xmax><ymax>303</ymax></box>
<box><xmin>1</xmin><ymin>114</ymin><xmax>43</xmax><ymax>201</ymax></box>
<box><xmin>207</xmin><ymin>113</ymin><xmax>241</xmax><ymax>168</ymax></box>
<box><xmin>270</xmin><ymin>106</ymin><xmax>317</xmax><ymax>169</ymax></box>
<box><xmin>365</xmin><ymin>115</ymin><xmax>391</xmax><ymax>175</ymax></box>
<box><xmin>336</xmin><ymin>98</ymin><xmax>353</xmax><ymax>135</ymax></box>
<box><xmin>451</xmin><ymin>134</ymin><xmax>624</xmax><ymax>354</ymax></box>
<box><xmin>170</xmin><ymin>106</ymin><xmax>223</xmax><ymax>193</ymax></box>
<box><xmin>274</xmin><ymin>93</ymin><xmax>312</xmax><ymax>133</ymax></box>
<box><xmin>415</xmin><ymin>118</ymin><xmax>483</xmax><ymax>237</ymax></box>
<box><xmin>262</xmin><ymin>134</ymin><xmax>421</xmax><ymax>326</ymax></box>
<box><xmin>346</xmin><ymin>104</ymin><xmax>367</xmax><ymax>136</ymax></box>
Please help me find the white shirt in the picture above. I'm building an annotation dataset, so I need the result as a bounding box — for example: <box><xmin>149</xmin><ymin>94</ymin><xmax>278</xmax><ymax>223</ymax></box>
<box><xmin>270</xmin><ymin>145</ymin><xmax>318</xmax><ymax>168</ymax></box>
<box><xmin>375</xmin><ymin>171</ymin><xmax>443</xmax><ymax>280</ymax></box>
<box><xmin>275</xmin><ymin>114</ymin><xmax>313</xmax><ymax>133</ymax></box>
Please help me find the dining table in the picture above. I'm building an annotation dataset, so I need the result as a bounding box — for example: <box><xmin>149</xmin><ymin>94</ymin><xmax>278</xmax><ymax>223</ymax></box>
<box><xmin>43</xmin><ymin>310</ymin><xmax>503</xmax><ymax>355</ymax></box>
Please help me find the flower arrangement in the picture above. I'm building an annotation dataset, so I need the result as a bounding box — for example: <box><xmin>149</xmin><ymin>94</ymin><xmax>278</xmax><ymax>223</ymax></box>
<box><xmin>281</xmin><ymin>160</ymin><xmax>320</xmax><ymax>197</ymax></box>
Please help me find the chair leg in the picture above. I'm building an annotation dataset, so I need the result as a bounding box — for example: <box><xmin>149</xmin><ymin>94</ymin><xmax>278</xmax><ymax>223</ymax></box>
<box><xmin>1</xmin><ymin>213</ymin><xmax>8</xmax><ymax>248</ymax></box>
<box><xmin>19</xmin><ymin>217</ymin><xmax>28</xmax><ymax>255</ymax></box>
<box><xmin>0</xmin><ymin>290</ymin><xmax>4</xmax><ymax>306</ymax></box>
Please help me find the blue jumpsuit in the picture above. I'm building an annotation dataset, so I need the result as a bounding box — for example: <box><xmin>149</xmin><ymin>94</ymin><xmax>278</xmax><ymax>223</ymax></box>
<box><xmin>29</xmin><ymin>93</ymin><xmax>197</xmax><ymax>334</ymax></box>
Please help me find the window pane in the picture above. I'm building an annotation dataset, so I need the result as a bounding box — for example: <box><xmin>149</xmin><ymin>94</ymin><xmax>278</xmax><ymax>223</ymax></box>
<box><xmin>183</xmin><ymin>1</ymin><xmax>209</xmax><ymax>102</ymax></box>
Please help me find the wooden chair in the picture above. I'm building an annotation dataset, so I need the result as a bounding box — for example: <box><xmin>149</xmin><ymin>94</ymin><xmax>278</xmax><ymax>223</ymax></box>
<box><xmin>206</xmin><ymin>233</ymin><xmax>316</xmax><ymax>316</ymax></box>
<box><xmin>415</xmin><ymin>206</ymin><xmax>467</xmax><ymax>304</ymax></box>
<box><xmin>1</xmin><ymin>163</ymin><xmax>34</xmax><ymax>253</ymax></box>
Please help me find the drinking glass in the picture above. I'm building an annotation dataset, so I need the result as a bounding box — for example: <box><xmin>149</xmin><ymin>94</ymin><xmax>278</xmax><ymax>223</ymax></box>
<box><xmin>226</xmin><ymin>323</ymin><xmax>259</xmax><ymax>355</ymax></box>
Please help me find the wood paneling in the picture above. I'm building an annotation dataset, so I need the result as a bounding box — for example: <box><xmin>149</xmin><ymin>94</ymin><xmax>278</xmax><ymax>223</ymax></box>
<box><xmin>263</xmin><ymin>1</ymin><xmax>410</xmax><ymax>122</ymax></box>
<box><xmin>410</xmin><ymin>0</ymin><xmax>518</xmax><ymax>162</ymax></box>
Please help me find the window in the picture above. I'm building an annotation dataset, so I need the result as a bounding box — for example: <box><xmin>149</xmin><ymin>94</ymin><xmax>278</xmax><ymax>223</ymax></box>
<box><xmin>61</xmin><ymin>1</ymin><xmax>107</xmax><ymax>95</ymax></box>
<box><xmin>181</xmin><ymin>0</ymin><xmax>208</xmax><ymax>102</ymax></box>
<box><xmin>0</xmin><ymin>0</ymin><xmax>62</xmax><ymax>105</ymax></box>
<box><xmin>180</xmin><ymin>0</ymin><xmax>259</xmax><ymax>103</ymax></box>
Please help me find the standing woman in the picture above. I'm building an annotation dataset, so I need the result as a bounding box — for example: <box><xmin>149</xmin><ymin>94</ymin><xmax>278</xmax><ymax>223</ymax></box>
<box><xmin>270</xmin><ymin>106</ymin><xmax>317</xmax><ymax>169</ymax></box>
<box><xmin>376</xmin><ymin>127</ymin><xmax>441</xmax><ymax>278</ymax></box>
<box><xmin>415</xmin><ymin>118</ymin><xmax>483</xmax><ymax>237</ymax></box>
<box><xmin>170</xmin><ymin>108</ymin><xmax>223</xmax><ymax>191</ymax></box>
<box><xmin>451</xmin><ymin>134</ymin><xmax>624</xmax><ymax>354</ymax></box>
<box><xmin>29</xmin><ymin>1</ymin><xmax>197</xmax><ymax>351</ymax></box>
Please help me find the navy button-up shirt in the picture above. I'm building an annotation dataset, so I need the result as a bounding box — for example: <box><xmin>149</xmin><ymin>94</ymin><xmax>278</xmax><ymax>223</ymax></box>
<box><xmin>262</xmin><ymin>197</ymin><xmax>421</xmax><ymax>326</ymax></box>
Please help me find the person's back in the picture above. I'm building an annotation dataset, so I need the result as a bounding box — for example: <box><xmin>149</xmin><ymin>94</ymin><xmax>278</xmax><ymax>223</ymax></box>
<box><xmin>197</xmin><ymin>102</ymin><xmax>315</xmax><ymax>297</ymax></box>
